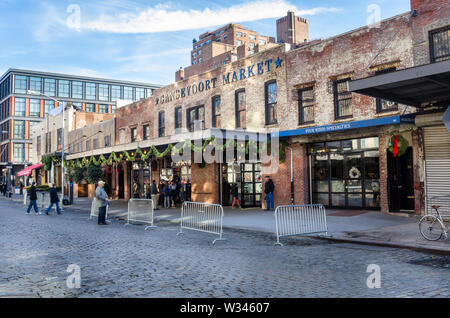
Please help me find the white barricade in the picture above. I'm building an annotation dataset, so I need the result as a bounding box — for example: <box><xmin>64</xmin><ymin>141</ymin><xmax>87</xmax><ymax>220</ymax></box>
<box><xmin>125</xmin><ymin>199</ymin><xmax>155</xmax><ymax>230</ymax></box>
<box><xmin>89</xmin><ymin>198</ymin><xmax>110</xmax><ymax>222</ymax></box>
<box><xmin>177</xmin><ymin>201</ymin><xmax>225</xmax><ymax>244</ymax></box>
<box><xmin>274</xmin><ymin>204</ymin><xmax>328</xmax><ymax>246</ymax></box>
<box><xmin>25</xmin><ymin>192</ymin><xmax>54</xmax><ymax>212</ymax></box>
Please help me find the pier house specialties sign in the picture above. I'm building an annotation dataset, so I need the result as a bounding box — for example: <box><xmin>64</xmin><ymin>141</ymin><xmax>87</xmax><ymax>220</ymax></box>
<box><xmin>155</xmin><ymin>57</ymin><xmax>283</xmax><ymax>105</ymax></box>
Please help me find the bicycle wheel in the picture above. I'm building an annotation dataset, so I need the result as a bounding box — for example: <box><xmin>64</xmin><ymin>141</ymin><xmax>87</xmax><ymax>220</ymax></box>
<box><xmin>419</xmin><ymin>215</ymin><xmax>443</xmax><ymax>241</ymax></box>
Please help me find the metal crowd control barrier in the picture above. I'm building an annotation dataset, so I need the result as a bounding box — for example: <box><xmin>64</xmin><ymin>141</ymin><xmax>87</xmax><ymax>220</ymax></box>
<box><xmin>25</xmin><ymin>192</ymin><xmax>54</xmax><ymax>212</ymax></box>
<box><xmin>274</xmin><ymin>204</ymin><xmax>328</xmax><ymax>246</ymax></box>
<box><xmin>125</xmin><ymin>199</ymin><xmax>155</xmax><ymax>230</ymax></box>
<box><xmin>89</xmin><ymin>198</ymin><xmax>111</xmax><ymax>223</ymax></box>
<box><xmin>177</xmin><ymin>201</ymin><xmax>225</xmax><ymax>244</ymax></box>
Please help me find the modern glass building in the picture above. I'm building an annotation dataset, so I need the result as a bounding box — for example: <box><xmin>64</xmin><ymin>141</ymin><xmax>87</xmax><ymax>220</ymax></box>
<box><xmin>0</xmin><ymin>68</ymin><xmax>160</xmax><ymax>182</ymax></box>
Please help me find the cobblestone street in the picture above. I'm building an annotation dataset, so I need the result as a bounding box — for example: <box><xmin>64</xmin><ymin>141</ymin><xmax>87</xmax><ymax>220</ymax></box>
<box><xmin>0</xmin><ymin>198</ymin><xmax>448</xmax><ymax>298</ymax></box>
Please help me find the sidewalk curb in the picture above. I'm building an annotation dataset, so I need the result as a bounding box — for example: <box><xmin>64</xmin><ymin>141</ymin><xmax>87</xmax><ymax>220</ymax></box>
<box><xmin>311</xmin><ymin>235</ymin><xmax>450</xmax><ymax>255</ymax></box>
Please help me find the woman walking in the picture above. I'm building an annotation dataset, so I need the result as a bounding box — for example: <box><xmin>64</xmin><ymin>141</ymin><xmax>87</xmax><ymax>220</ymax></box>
<box><xmin>231</xmin><ymin>183</ymin><xmax>241</xmax><ymax>209</ymax></box>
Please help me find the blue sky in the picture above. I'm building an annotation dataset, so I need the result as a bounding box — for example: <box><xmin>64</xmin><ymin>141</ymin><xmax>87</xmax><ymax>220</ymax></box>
<box><xmin>0</xmin><ymin>0</ymin><xmax>411</xmax><ymax>85</ymax></box>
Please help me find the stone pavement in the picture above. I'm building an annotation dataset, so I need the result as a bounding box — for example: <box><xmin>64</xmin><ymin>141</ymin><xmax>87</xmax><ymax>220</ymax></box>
<box><xmin>29</xmin><ymin>196</ymin><xmax>449</xmax><ymax>254</ymax></box>
<box><xmin>1</xmin><ymin>196</ymin><xmax>449</xmax><ymax>298</ymax></box>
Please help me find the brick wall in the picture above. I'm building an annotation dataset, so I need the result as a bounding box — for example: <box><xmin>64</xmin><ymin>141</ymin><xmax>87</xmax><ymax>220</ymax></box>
<box><xmin>115</xmin><ymin>98</ymin><xmax>154</xmax><ymax>145</ymax></box>
<box><xmin>410</xmin><ymin>0</ymin><xmax>450</xmax><ymax>66</ymax></box>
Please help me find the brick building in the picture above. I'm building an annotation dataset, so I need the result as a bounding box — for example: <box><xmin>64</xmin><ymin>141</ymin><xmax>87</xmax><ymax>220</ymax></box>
<box><xmin>64</xmin><ymin>0</ymin><xmax>449</xmax><ymax>215</ymax></box>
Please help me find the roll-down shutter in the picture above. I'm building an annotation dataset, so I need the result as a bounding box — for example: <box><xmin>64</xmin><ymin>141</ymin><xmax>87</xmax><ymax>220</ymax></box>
<box><xmin>424</xmin><ymin>125</ymin><xmax>450</xmax><ymax>218</ymax></box>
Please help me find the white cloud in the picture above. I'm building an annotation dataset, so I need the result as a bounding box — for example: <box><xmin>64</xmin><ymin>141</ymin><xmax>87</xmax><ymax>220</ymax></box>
<box><xmin>78</xmin><ymin>0</ymin><xmax>341</xmax><ymax>34</ymax></box>
<box><xmin>116</xmin><ymin>48</ymin><xmax>191</xmax><ymax>62</ymax></box>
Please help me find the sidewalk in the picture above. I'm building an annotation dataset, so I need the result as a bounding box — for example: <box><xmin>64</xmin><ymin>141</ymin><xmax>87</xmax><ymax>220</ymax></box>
<box><xmin>12</xmin><ymin>195</ymin><xmax>449</xmax><ymax>254</ymax></box>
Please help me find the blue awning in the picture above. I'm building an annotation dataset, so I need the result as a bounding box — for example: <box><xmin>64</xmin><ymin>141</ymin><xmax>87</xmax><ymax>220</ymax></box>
<box><xmin>275</xmin><ymin>115</ymin><xmax>415</xmax><ymax>138</ymax></box>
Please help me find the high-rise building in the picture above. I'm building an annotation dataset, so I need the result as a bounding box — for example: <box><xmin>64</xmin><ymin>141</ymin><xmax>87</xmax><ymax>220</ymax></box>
<box><xmin>276</xmin><ymin>11</ymin><xmax>309</xmax><ymax>45</ymax></box>
<box><xmin>0</xmin><ymin>68</ymin><xmax>160</xmax><ymax>182</ymax></box>
<box><xmin>177</xmin><ymin>24</ymin><xmax>277</xmax><ymax>81</ymax></box>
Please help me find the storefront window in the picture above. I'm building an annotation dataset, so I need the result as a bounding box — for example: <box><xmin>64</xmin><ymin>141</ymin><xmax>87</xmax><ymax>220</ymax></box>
<box><xmin>310</xmin><ymin>137</ymin><xmax>380</xmax><ymax>209</ymax></box>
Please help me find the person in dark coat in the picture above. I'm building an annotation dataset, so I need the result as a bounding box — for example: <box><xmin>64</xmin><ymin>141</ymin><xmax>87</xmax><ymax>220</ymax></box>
<box><xmin>45</xmin><ymin>184</ymin><xmax>61</xmax><ymax>215</ymax></box>
<box><xmin>26</xmin><ymin>182</ymin><xmax>40</xmax><ymax>215</ymax></box>
<box><xmin>264</xmin><ymin>176</ymin><xmax>275</xmax><ymax>211</ymax></box>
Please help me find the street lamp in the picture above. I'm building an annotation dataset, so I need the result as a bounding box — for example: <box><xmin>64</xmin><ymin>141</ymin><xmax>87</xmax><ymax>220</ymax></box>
<box><xmin>27</xmin><ymin>90</ymin><xmax>66</xmax><ymax>207</ymax></box>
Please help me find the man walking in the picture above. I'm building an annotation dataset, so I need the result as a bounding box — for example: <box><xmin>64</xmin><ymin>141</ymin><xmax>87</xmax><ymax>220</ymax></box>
<box><xmin>26</xmin><ymin>182</ymin><xmax>41</xmax><ymax>215</ymax></box>
<box><xmin>96</xmin><ymin>181</ymin><xmax>109</xmax><ymax>225</ymax></box>
<box><xmin>151</xmin><ymin>180</ymin><xmax>159</xmax><ymax>210</ymax></box>
<box><xmin>45</xmin><ymin>184</ymin><xmax>61</xmax><ymax>215</ymax></box>
<box><xmin>264</xmin><ymin>176</ymin><xmax>275</xmax><ymax>211</ymax></box>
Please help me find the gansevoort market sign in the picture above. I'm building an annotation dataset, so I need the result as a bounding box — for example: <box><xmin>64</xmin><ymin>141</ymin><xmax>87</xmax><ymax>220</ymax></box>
<box><xmin>155</xmin><ymin>57</ymin><xmax>283</xmax><ymax>105</ymax></box>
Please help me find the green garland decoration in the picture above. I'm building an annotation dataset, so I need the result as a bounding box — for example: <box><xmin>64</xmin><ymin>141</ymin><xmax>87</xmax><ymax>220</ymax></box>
<box><xmin>55</xmin><ymin>137</ymin><xmax>288</xmax><ymax>169</ymax></box>
<box><xmin>388</xmin><ymin>134</ymin><xmax>409</xmax><ymax>158</ymax></box>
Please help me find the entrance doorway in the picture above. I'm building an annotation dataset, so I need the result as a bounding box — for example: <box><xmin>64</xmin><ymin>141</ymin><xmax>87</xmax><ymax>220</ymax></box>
<box><xmin>387</xmin><ymin>147</ymin><xmax>414</xmax><ymax>212</ymax></box>
<box><xmin>220</xmin><ymin>162</ymin><xmax>262</xmax><ymax>208</ymax></box>
<box><xmin>118</xmin><ymin>167</ymin><xmax>124</xmax><ymax>199</ymax></box>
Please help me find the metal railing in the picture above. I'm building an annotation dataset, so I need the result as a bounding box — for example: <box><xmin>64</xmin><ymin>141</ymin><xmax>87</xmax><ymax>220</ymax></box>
<box><xmin>125</xmin><ymin>199</ymin><xmax>155</xmax><ymax>230</ymax></box>
<box><xmin>25</xmin><ymin>192</ymin><xmax>52</xmax><ymax>211</ymax></box>
<box><xmin>89</xmin><ymin>197</ymin><xmax>110</xmax><ymax>223</ymax></box>
<box><xmin>274</xmin><ymin>204</ymin><xmax>328</xmax><ymax>246</ymax></box>
<box><xmin>177</xmin><ymin>201</ymin><xmax>225</xmax><ymax>244</ymax></box>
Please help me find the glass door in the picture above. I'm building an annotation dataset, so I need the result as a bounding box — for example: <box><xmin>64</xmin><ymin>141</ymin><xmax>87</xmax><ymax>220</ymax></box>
<box><xmin>220</xmin><ymin>163</ymin><xmax>262</xmax><ymax>208</ymax></box>
<box><xmin>345</xmin><ymin>153</ymin><xmax>363</xmax><ymax>207</ymax></box>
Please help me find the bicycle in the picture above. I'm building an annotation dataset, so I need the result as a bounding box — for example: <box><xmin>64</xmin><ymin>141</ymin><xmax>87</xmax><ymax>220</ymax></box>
<box><xmin>419</xmin><ymin>196</ymin><xmax>450</xmax><ymax>241</ymax></box>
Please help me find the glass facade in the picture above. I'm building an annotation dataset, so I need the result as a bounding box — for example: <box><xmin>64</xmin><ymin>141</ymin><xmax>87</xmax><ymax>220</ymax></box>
<box><xmin>14</xmin><ymin>75</ymin><xmax>27</xmax><ymax>94</ymax></box>
<box><xmin>44</xmin><ymin>100</ymin><xmax>54</xmax><ymax>115</ymax></box>
<box><xmin>85</xmin><ymin>103</ymin><xmax>95</xmax><ymax>112</ymax></box>
<box><xmin>29</xmin><ymin>77</ymin><xmax>42</xmax><ymax>93</ymax></box>
<box><xmin>123</xmin><ymin>86</ymin><xmax>133</xmax><ymax>100</ymax></box>
<box><xmin>85</xmin><ymin>82</ymin><xmax>97</xmax><ymax>100</ymax></box>
<box><xmin>29</xmin><ymin>99</ymin><xmax>41</xmax><ymax>117</ymax></box>
<box><xmin>13</xmin><ymin>143</ymin><xmax>25</xmax><ymax>162</ymax></box>
<box><xmin>14</xmin><ymin>120</ymin><xmax>25</xmax><ymax>139</ymax></box>
<box><xmin>44</xmin><ymin>78</ymin><xmax>56</xmax><ymax>97</ymax></box>
<box><xmin>136</xmin><ymin>88</ymin><xmax>145</xmax><ymax>100</ymax></box>
<box><xmin>99</xmin><ymin>84</ymin><xmax>109</xmax><ymax>101</ymax></box>
<box><xmin>111</xmin><ymin>85</ymin><xmax>121</xmax><ymax>101</ymax></box>
<box><xmin>14</xmin><ymin>98</ymin><xmax>26</xmax><ymax>116</ymax></box>
<box><xmin>1</xmin><ymin>70</ymin><xmax>156</xmax><ymax>165</ymax></box>
<box><xmin>98</xmin><ymin>104</ymin><xmax>108</xmax><ymax>113</ymax></box>
<box><xmin>72</xmin><ymin>81</ymin><xmax>83</xmax><ymax>99</ymax></box>
<box><xmin>309</xmin><ymin>137</ymin><xmax>380</xmax><ymax>209</ymax></box>
<box><xmin>58</xmin><ymin>80</ymin><xmax>70</xmax><ymax>98</ymax></box>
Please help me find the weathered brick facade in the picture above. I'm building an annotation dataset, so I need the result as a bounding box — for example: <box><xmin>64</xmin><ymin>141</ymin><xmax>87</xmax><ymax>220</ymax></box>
<box><xmin>70</xmin><ymin>0</ymin><xmax>449</xmax><ymax>214</ymax></box>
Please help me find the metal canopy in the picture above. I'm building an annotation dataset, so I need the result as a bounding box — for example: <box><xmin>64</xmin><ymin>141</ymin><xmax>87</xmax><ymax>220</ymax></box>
<box><xmin>349</xmin><ymin>60</ymin><xmax>450</xmax><ymax>107</ymax></box>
